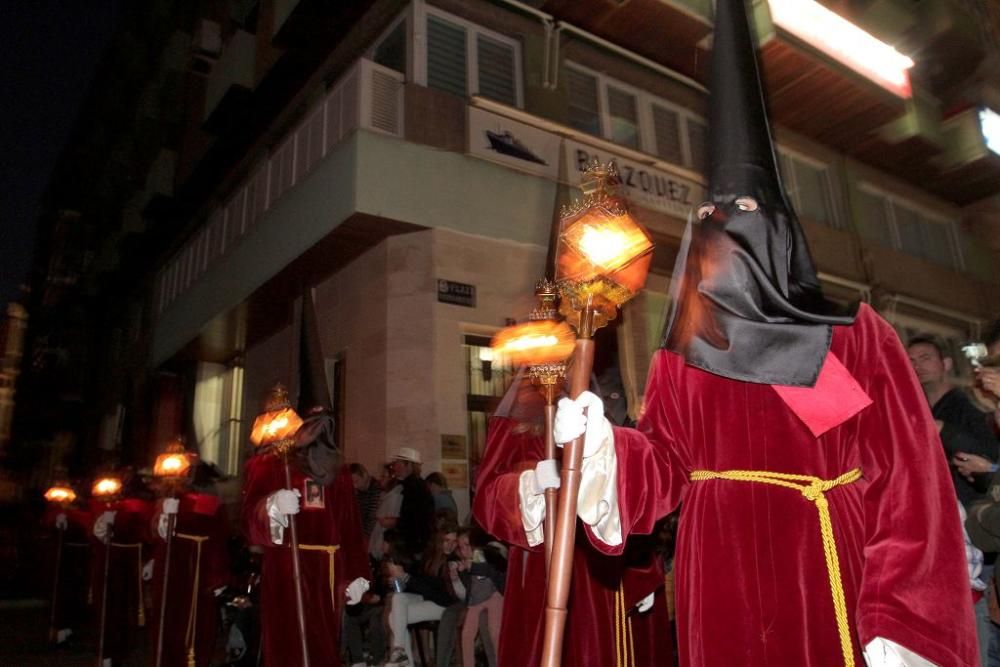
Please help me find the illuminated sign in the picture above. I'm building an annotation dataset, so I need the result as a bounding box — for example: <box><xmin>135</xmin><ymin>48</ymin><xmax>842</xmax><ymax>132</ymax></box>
<box><xmin>769</xmin><ymin>0</ymin><xmax>914</xmax><ymax>98</ymax></box>
<box><xmin>981</xmin><ymin>108</ymin><xmax>1000</xmax><ymax>156</ymax></box>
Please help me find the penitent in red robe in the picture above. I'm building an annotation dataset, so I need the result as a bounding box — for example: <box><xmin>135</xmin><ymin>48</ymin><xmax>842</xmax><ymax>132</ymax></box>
<box><xmin>90</xmin><ymin>497</ymin><xmax>154</xmax><ymax>663</ymax></box>
<box><xmin>149</xmin><ymin>492</ymin><xmax>229</xmax><ymax>667</ymax></box>
<box><xmin>42</xmin><ymin>506</ymin><xmax>93</xmax><ymax>636</ymax></box>
<box><xmin>473</xmin><ymin>416</ymin><xmax>672</xmax><ymax>667</ymax></box>
<box><xmin>589</xmin><ymin>303</ymin><xmax>977</xmax><ymax>666</ymax></box>
<box><xmin>242</xmin><ymin>457</ymin><xmax>371</xmax><ymax>667</ymax></box>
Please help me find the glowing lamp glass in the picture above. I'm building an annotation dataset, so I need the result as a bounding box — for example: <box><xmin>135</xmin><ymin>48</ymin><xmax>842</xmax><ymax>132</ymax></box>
<box><xmin>44</xmin><ymin>486</ymin><xmax>77</xmax><ymax>505</ymax></box>
<box><xmin>250</xmin><ymin>407</ymin><xmax>304</xmax><ymax>447</ymax></box>
<box><xmin>153</xmin><ymin>452</ymin><xmax>193</xmax><ymax>479</ymax></box>
<box><xmin>93</xmin><ymin>477</ymin><xmax>122</xmax><ymax>498</ymax></box>
<box><xmin>491</xmin><ymin>320</ymin><xmax>576</xmax><ymax>367</ymax></box>
<box><xmin>557</xmin><ymin>207</ymin><xmax>654</xmax><ymax>300</ymax></box>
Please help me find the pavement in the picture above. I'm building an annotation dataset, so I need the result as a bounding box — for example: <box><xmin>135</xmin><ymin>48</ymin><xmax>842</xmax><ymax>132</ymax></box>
<box><xmin>0</xmin><ymin>599</ymin><xmax>146</xmax><ymax>666</ymax></box>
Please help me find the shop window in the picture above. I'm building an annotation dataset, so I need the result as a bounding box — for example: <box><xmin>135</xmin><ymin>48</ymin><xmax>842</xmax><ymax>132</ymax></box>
<box><xmin>463</xmin><ymin>334</ymin><xmax>514</xmax><ymax>475</ymax></box>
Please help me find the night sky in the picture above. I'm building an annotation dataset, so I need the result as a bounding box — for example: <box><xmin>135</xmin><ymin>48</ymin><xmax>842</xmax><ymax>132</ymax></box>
<box><xmin>0</xmin><ymin>1</ymin><xmax>121</xmax><ymax>307</ymax></box>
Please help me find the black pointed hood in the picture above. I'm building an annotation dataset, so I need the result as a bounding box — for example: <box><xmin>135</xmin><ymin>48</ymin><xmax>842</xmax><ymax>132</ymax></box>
<box><xmin>661</xmin><ymin>0</ymin><xmax>856</xmax><ymax>387</ymax></box>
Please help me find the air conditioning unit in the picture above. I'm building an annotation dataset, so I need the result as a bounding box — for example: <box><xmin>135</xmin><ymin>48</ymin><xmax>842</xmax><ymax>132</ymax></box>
<box><xmin>189</xmin><ymin>19</ymin><xmax>223</xmax><ymax>77</ymax></box>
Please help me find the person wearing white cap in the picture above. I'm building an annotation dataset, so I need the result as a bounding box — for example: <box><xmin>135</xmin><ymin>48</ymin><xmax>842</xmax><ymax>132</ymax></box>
<box><xmin>391</xmin><ymin>447</ymin><xmax>435</xmax><ymax>558</ymax></box>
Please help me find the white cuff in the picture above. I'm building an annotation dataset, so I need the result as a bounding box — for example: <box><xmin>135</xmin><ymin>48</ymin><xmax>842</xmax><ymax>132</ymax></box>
<box><xmin>518</xmin><ymin>470</ymin><xmax>548</xmax><ymax>547</ymax></box>
<box><xmin>265</xmin><ymin>495</ymin><xmax>287</xmax><ymax>545</ymax></box>
<box><xmin>863</xmin><ymin>637</ymin><xmax>935</xmax><ymax>667</ymax></box>
<box><xmin>577</xmin><ymin>420</ymin><xmax>622</xmax><ymax>547</ymax></box>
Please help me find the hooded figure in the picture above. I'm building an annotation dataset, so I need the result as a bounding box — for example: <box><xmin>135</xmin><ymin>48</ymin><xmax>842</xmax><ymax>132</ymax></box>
<box><xmin>662</xmin><ymin>0</ymin><xmax>855</xmax><ymax>388</ymax></box>
<box><xmin>241</xmin><ymin>291</ymin><xmax>370</xmax><ymax>667</ymax></box>
<box><xmin>536</xmin><ymin>0</ymin><xmax>979</xmax><ymax>665</ymax></box>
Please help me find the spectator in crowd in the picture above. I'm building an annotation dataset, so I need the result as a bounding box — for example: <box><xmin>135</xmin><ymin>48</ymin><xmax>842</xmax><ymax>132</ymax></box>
<box><xmin>425</xmin><ymin>472</ymin><xmax>458</xmax><ymax>521</ymax></box>
<box><xmin>908</xmin><ymin>334</ymin><xmax>998</xmax><ymax>506</ymax></box>
<box><xmin>456</xmin><ymin>529</ymin><xmax>506</xmax><ymax>667</ymax></box>
<box><xmin>369</xmin><ymin>465</ymin><xmax>402</xmax><ymax>564</ymax></box>
<box><xmin>351</xmin><ymin>463</ymin><xmax>382</xmax><ymax>539</ymax></box>
<box><xmin>391</xmin><ymin>448</ymin><xmax>435</xmax><ymax>557</ymax></box>
<box><xmin>383</xmin><ymin>522</ymin><xmax>462</xmax><ymax>665</ymax></box>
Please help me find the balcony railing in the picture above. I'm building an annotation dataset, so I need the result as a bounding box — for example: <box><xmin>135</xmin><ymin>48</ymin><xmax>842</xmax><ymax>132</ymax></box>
<box><xmin>155</xmin><ymin>58</ymin><xmax>404</xmax><ymax>316</ymax></box>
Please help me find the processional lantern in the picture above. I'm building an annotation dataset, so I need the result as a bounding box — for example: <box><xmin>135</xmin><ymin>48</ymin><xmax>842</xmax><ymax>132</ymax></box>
<box><xmin>541</xmin><ymin>160</ymin><xmax>653</xmax><ymax>667</ymax></box>
<box><xmin>92</xmin><ymin>476</ymin><xmax>123</xmax><ymax>500</ymax></box>
<box><xmin>249</xmin><ymin>383</ymin><xmax>304</xmax><ymax>453</ymax></box>
<box><xmin>44</xmin><ymin>484</ymin><xmax>77</xmax><ymax>506</ymax></box>
<box><xmin>153</xmin><ymin>438</ymin><xmax>196</xmax><ymax>484</ymax></box>
<box><xmin>555</xmin><ymin>160</ymin><xmax>654</xmax><ymax>337</ymax></box>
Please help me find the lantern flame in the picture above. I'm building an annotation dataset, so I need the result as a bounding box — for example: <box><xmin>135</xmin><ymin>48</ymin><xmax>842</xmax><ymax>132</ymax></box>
<box><xmin>44</xmin><ymin>486</ymin><xmax>77</xmax><ymax>505</ymax></box>
<box><xmin>492</xmin><ymin>320</ymin><xmax>576</xmax><ymax>367</ymax></box>
<box><xmin>250</xmin><ymin>407</ymin><xmax>304</xmax><ymax>447</ymax></box>
<box><xmin>93</xmin><ymin>477</ymin><xmax>122</xmax><ymax>498</ymax></box>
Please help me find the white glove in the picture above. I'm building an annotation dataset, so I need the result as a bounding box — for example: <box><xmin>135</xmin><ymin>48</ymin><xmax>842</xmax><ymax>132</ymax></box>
<box><xmin>93</xmin><ymin>511</ymin><xmax>116</xmax><ymax>541</ymax></box>
<box><xmin>554</xmin><ymin>391</ymin><xmax>609</xmax><ymax>458</ymax></box>
<box><xmin>863</xmin><ymin>637</ymin><xmax>934</xmax><ymax>667</ymax></box>
<box><xmin>162</xmin><ymin>498</ymin><xmax>179</xmax><ymax>515</ymax></box>
<box><xmin>142</xmin><ymin>559</ymin><xmax>155</xmax><ymax>581</ymax></box>
<box><xmin>635</xmin><ymin>592</ymin><xmax>654</xmax><ymax>613</ymax></box>
<box><xmin>530</xmin><ymin>459</ymin><xmax>561</xmax><ymax>495</ymax></box>
<box><xmin>273</xmin><ymin>489</ymin><xmax>301</xmax><ymax>517</ymax></box>
<box><xmin>345</xmin><ymin>577</ymin><xmax>370</xmax><ymax>605</ymax></box>
<box><xmin>55</xmin><ymin>513</ymin><xmax>68</xmax><ymax>531</ymax></box>
<box><xmin>157</xmin><ymin>513</ymin><xmax>171</xmax><ymax>540</ymax></box>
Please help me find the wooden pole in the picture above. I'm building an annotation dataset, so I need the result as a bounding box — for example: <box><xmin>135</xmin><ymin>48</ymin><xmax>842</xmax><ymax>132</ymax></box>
<box><xmin>96</xmin><ymin>522</ymin><xmax>113</xmax><ymax>667</ymax></box>
<box><xmin>48</xmin><ymin>523</ymin><xmax>64</xmax><ymax>643</ymax></box>
<box><xmin>283</xmin><ymin>454</ymin><xmax>311</xmax><ymax>667</ymax></box>
<box><xmin>542</xmin><ymin>385</ymin><xmax>558</xmax><ymax>572</ymax></box>
<box><xmin>540</xmin><ymin>305</ymin><xmax>597</xmax><ymax>667</ymax></box>
<box><xmin>154</xmin><ymin>503</ymin><xmax>177</xmax><ymax>667</ymax></box>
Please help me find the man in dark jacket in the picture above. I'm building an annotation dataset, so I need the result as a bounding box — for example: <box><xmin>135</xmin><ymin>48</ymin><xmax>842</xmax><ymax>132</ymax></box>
<box><xmin>908</xmin><ymin>334</ymin><xmax>998</xmax><ymax>506</ymax></box>
<box><xmin>391</xmin><ymin>447</ymin><xmax>435</xmax><ymax>558</ymax></box>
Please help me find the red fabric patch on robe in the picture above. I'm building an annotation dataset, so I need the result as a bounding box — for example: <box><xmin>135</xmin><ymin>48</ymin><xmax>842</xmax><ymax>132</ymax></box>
<box><xmin>772</xmin><ymin>351</ymin><xmax>872</xmax><ymax>437</ymax></box>
<box><xmin>189</xmin><ymin>492</ymin><xmax>221</xmax><ymax>516</ymax></box>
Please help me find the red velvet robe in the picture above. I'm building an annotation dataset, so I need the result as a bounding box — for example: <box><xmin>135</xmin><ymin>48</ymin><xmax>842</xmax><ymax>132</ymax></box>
<box><xmin>149</xmin><ymin>492</ymin><xmax>229</xmax><ymax>667</ymax></box>
<box><xmin>592</xmin><ymin>303</ymin><xmax>978</xmax><ymax>665</ymax></box>
<box><xmin>242</xmin><ymin>457</ymin><xmax>371</xmax><ymax>667</ymax></box>
<box><xmin>473</xmin><ymin>416</ymin><xmax>672</xmax><ymax>667</ymax></box>
<box><xmin>42</xmin><ymin>506</ymin><xmax>92</xmax><ymax>635</ymax></box>
<box><xmin>89</xmin><ymin>497</ymin><xmax>154</xmax><ymax>663</ymax></box>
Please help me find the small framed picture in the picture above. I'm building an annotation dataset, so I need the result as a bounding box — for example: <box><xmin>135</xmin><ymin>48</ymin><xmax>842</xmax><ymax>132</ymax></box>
<box><xmin>303</xmin><ymin>479</ymin><xmax>325</xmax><ymax>509</ymax></box>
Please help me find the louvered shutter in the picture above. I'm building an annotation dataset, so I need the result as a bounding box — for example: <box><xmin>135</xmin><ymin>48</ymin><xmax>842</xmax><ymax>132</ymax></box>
<box><xmin>427</xmin><ymin>16</ymin><xmax>467</xmax><ymax>98</ymax></box>
<box><xmin>652</xmin><ymin>105</ymin><xmax>682</xmax><ymax>164</ymax></box>
<box><xmin>607</xmin><ymin>86</ymin><xmax>639</xmax><ymax>148</ymax></box>
<box><xmin>566</xmin><ymin>68</ymin><xmax>600</xmax><ymax>136</ymax></box>
<box><xmin>370</xmin><ymin>68</ymin><xmax>402</xmax><ymax>135</ymax></box>
<box><xmin>477</xmin><ymin>34</ymin><xmax>516</xmax><ymax>106</ymax></box>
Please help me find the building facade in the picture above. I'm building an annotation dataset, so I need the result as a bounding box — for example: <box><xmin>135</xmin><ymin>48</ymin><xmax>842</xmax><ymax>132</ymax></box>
<box><xmin>14</xmin><ymin>0</ymin><xmax>1000</xmax><ymax>518</ymax></box>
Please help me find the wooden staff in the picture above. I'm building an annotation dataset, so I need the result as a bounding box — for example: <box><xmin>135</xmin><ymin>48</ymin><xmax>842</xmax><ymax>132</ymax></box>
<box><xmin>282</xmin><ymin>453</ymin><xmax>311</xmax><ymax>667</ymax></box>
<box><xmin>48</xmin><ymin>522</ymin><xmax>64</xmax><ymax>643</ymax></box>
<box><xmin>542</xmin><ymin>384</ymin><xmax>559</xmax><ymax>572</ymax></box>
<box><xmin>154</xmin><ymin>503</ymin><xmax>177</xmax><ymax>667</ymax></box>
<box><xmin>541</xmin><ymin>304</ymin><xmax>598</xmax><ymax>667</ymax></box>
<box><xmin>96</xmin><ymin>520</ymin><xmax>113</xmax><ymax>667</ymax></box>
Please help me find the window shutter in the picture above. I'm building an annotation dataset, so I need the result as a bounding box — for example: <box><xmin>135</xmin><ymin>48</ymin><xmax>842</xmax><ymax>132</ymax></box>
<box><xmin>477</xmin><ymin>34</ymin><xmax>516</xmax><ymax>106</ymax></box>
<box><xmin>893</xmin><ymin>205</ymin><xmax>924</xmax><ymax>258</ymax></box>
<box><xmin>920</xmin><ymin>220</ymin><xmax>957</xmax><ymax>268</ymax></box>
<box><xmin>857</xmin><ymin>190</ymin><xmax>893</xmax><ymax>246</ymax></box>
<box><xmin>370</xmin><ymin>68</ymin><xmax>402</xmax><ymax>135</ymax></box>
<box><xmin>791</xmin><ymin>159</ymin><xmax>835</xmax><ymax>227</ymax></box>
<box><xmin>686</xmin><ymin>118</ymin><xmax>707</xmax><ymax>173</ymax></box>
<box><xmin>566</xmin><ymin>68</ymin><xmax>600</xmax><ymax>136</ymax></box>
<box><xmin>607</xmin><ymin>86</ymin><xmax>639</xmax><ymax>148</ymax></box>
<box><xmin>652</xmin><ymin>105</ymin><xmax>682</xmax><ymax>164</ymax></box>
<box><xmin>427</xmin><ymin>16</ymin><xmax>467</xmax><ymax>98</ymax></box>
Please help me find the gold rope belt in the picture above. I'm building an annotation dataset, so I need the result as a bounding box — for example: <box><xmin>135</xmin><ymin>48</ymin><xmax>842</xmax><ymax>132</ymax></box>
<box><xmin>613</xmin><ymin>585</ymin><xmax>636</xmax><ymax>667</ymax></box>
<box><xmin>110</xmin><ymin>542</ymin><xmax>145</xmax><ymax>627</ymax></box>
<box><xmin>299</xmin><ymin>544</ymin><xmax>341</xmax><ymax>612</ymax></box>
<box><xmin>176</xmin><ymin>533</ymin><xmax>209</xmax><ymax>667</ymax></box>
<box><xmin>689</xmin><ymin>468</ymin><xmax>862</xmax><ymax>667</ymax></box>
